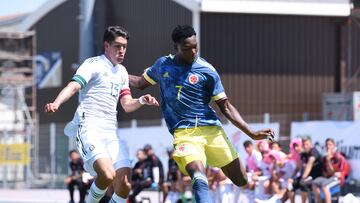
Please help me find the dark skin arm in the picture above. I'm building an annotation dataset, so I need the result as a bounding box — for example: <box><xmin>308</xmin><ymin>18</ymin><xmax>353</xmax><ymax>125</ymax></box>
<box><xmin>129</xmin><ymin>75</ymin><xmax>150</xmax><ymax>90</ymax></box>
<box><xmin>216</xmin><ymin>99</ymin><xmax>274</xmax><ymax>140</ymax></box>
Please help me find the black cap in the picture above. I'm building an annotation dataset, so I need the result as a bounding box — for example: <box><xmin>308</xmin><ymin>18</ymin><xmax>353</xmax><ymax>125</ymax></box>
<box><xmin>143</xmin><ymin>144</ymin><xmax>152</xmax><ymax>151</ymax></box>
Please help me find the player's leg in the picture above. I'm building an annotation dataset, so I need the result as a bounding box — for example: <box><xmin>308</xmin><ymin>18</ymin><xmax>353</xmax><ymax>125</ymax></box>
<box><xmin>312</xmin><ymin>177</ymin><xmax>326</xmax><ymax>203</ymax></box>
<box><xmin>204</xmin><ymin>126</ymin><xmax>247</xmax><ymax>187</ymax></box>
<box><xmin>172</xmin><ymin>128</ymin><xmax>211</xmax><ymax>203</ymax></box>
<box><xmin>221</xmin><ymin>158</ymin><xmax>248</xmax><ymax>187</ymax></box>
<box><xmin>75</xmin><ymin>125</ymin><xmax>115</xmax><ymax>203</ymax></box>
<box><xmin>185</xmin><ymin>160</ymin><xmax>212</xmax><ymax>203</ymax></box>
<box><xmin>162</xmin><ymin>182</ymin><xmax>170</xmax><ymax>203</ymax></box>
<box><xmin>107</xmin><ymin>138</ymin><xmax>132</xmax><ymax>202</ymax></box>
<box><xmin>77</xmin><ymin>180</ymin><xmax>87</xmax><ymax>203</ymax></box>
<box><xmin>67</xmin><ymin>179</ymin><xmax>76</xmax><ymax>203</ymax></box>
<box><xmin>322</xmin><ymin>177</ymin><xmax>340</xmax><ymax>203</ymax></box>
<box><xmin>86</xmin><ymin>158</ymin><xmax>116</xmax><ymax>203</ymax></box>
<box><xmin>110</xmin><ymin>167</ymin><xmax>131</xmax><ymax>203</ymax></box>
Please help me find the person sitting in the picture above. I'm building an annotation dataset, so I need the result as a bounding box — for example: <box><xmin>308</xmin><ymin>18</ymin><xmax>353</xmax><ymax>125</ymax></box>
<box><xmin>255</xmin><ymin>150</ymin><xmax>296</xmax><ymax>203</ymax></box>
<box><xmin>289</xmin><ymin>136</ymin><xmax>323</xmax><ymax>203</ymax></box>
<box><xmin>312</xmin><ymin>138</ymin><xmax>349</xmax><ymax>203</ymax></box>
<box><xmin>64</xmin><ymin>150</ymin><xmax>88</xmax><ymax>203</ymax></box>
<box><xmin>163</xmin><ymin>147</ymin><xmax>182</xmax><ymax>203</ymax></box>
<box><xmin>143</xmin><ymin>144</ymin><xmax>165</xmax><ymax>187</ymax></box>
<box><xmin>129</xmin><ymin>145</ymin><xmax>164</xmax><ymax>203</ymax></box>
<box><xmin>128</xmin><ymin>149</ymin><xmax>151</xmax><ymax>203</ymax></box>
<box><xmin>269</xmin><ymin>141</ymin><xmax>286</xmax><ymax>159</ymax></box>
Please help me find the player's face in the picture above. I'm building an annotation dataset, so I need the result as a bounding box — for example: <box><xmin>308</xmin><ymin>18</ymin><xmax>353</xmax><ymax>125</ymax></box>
<box><xmin>271</xmin><ymin>143</ymin><xmax>280</xmax><ymax>151</ymax></box>
<box><xmin>245</xmin><ymin>145</ymin><xmax>253</xmax><ymax>155</ymax></box>
<box><xmin>303</xmin><ymin>140</ymin><xmax>312</xmax><ymax>153</ymax></box>
<box><xmin>104</xmin><ymin>36</ymin><xmax>128</xmax><ymax>65</ymax></box>
<box><xmin>70</xmin><ymin>152</ymin><xmax>79</xmax><ymax>161</ymax></box>
<box><xmin>294</xmin><ymin>144</ymin><xmax>302</xmax><ymax>153</ymax></box>
<box><xmin>136</xmin><ymin>150</ymin><xmax>146</xmax><ymax>161</ymax></box>
<box><xmin>176</xmin><ymin>35</ymin><xmax>198</xmax><ymax>65</ymax></box>
<box><xmin>326</xmin><ymin>140</ymin><xmax>335</xmax><ymax>153</ymax></box>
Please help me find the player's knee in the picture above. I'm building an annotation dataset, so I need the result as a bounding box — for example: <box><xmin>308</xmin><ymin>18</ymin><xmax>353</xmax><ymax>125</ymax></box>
<box><xmin>322</xmin><ymin>185</ymin><xmax>329</xmax><ymax>192</ymax></box>
<box><xmin>100</xmin><ymin>168</ymin><xmax>116</xmax><ymax>183</ymax></box>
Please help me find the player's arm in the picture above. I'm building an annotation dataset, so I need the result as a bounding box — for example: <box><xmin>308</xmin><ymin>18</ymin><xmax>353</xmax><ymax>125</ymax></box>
<box><xmin>301</xmin><ymin>156</ymin><xmax>315</xmax><ymax>179</ymax></box>
<box><xmin>129</xmin><ymin>74</ymin><xmax>151</xmax><ymax>90</ymax></box>
<box><xmin>44</xmin><ymin>81</ymin><xmax>81</xmax><ymax>113</ymax></box>
<box><xmin>216</xmin><ymin>99</ymin><xmax>274</xmax><ymax>140</ymax></box>
<box><xmin>120</xmin><ymin>94</ymin><xmax>159</xmax><ymax>112</ymax></box>
<box><xmin>130</xmin><ymin>59</ymin><xmax>160</xmax><ymax>90</ymax></box>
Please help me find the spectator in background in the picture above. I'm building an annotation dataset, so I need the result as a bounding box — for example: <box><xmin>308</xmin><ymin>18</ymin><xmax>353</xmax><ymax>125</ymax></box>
<box><xmin>289</xmin><ymin>136</ymin><xmax>323</xmax><ymax>203</ymax></box>
<box><xmin>128</xmin><ymin>144</ymin><xmax>164</xmax><ymax>203</ymax></box>
<box><xmin>64</xmin><ymin>150</ymin><xmax>87</xmax><ymax>203</ymax></box>
<box><xmin>163</xmin><ymin>147</ymin><xmax>182</xmax><ymax>203</ymax></box>
<box><xmin>256</xmin><ymin>150</ymin><xmax>296</xmax><ymax>203</ymax></box>
<box><xmin>143</xmin><ymin>144</ymin><xmax>165</xmax><ymax>187</ymax></box>
<box><xmin>288</xmin><ymin>138</ymin><xmax>303</xmax><ymax>170</ymax></box>
<box><xmin>269</xmin><ymin>141</ymin><xmax>286</xmax><ymax>159</ymax></box>
<box><xmin>128</xmin><ymin>149</ymin><xmax>151</xmax><ymax>203</ymax></box>
<box><xmin>256</xmin><ymin>140</ymin><xmax>270</xmax><ymax>155</ymax></box>
<box><xmin>131</xmin><ymin>149</ymin><xmax>148</xmax><ymax>184</ymax></box>
<box><xmin>244</xmin><ymin>140</ymin><xmax>263</xmax><ymax>174</ymax></box>
<box><xmin>312</xmin><ymin>138</ymin><xmax>349</xmax><ymax>203</ymax></box>
<box><xmin>245</xmin><ymin>140</ymin><xmax>272</xmax><ymax>202</ymax></box>
<box><xmin>256</xmin><ymin>140</ymin><xmax>272</xmax><ymax>178</ymax></box>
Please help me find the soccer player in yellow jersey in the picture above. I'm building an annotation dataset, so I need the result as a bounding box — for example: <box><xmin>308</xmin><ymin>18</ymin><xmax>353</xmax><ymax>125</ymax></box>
<box><xmin>129</xmin><ymin>25</ymin><xmax>274</xmax><ymax>202</ymax></box>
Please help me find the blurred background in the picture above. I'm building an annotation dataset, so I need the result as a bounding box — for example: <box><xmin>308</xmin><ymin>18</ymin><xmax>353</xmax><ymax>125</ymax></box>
<box><xmin>0</xmin><ymin>0</ymin><xmax>360</xmax><ymax>202</ymax></box>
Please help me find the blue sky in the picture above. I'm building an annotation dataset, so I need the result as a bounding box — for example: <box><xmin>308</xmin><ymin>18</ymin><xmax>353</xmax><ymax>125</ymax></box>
<box><xmin>0</xmin><ymin>0</ymin><xmax>48</xmax><ymax>17</ymax></box>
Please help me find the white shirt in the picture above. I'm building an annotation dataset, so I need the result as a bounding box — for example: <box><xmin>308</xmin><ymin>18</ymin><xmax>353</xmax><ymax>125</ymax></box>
<box><xmin>276</xmin><ymin>161</ymin><xmax>296</xmax><ymax>180</ymax></box>
<box><xmin>245</xmin><ymin>150</ymin><xmax>262</xmax><ymax>172</ymax></box>
<box><xmin>72</xmin><ymin>55</ymin><xmax>130</xmax><ymax>123</ymax></box>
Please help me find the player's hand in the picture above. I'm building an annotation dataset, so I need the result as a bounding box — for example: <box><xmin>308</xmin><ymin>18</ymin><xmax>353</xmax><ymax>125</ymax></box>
<box><xmin>64</xmin><ymin>177</ymin><xmax>71</xmax><ymax>185</ymax></box>
<box><xmin>44</xmin><ymin>102</ymin><xmax>59</xmax><ymax>114</ymax></box>
<box><xmin>249</xmin><ymin>128</ymin><xmax>274</xmax><ymax>141</ymax></box>
<box><xmin>141</xmin><ymin>94</ymin><xmax>159</xmax><ymax>106</ymax></box>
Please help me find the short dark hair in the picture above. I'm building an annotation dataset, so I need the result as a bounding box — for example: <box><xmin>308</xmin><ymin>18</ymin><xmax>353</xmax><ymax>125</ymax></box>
<box><xmin>302</xmin><ymin>136</ymin><xmax>312</xmax><ymax>143</ymax></box>
<box><xmin>270</xmin><ymin>141</ymin><xmax>280</xmax><ymax>148</ymax></box>
<box><xmin>171</xmin><ymin>25</ymin><xmax>196</xmax><ymax>43</ymax></box>
<box><xmin>325</xmin><ymin>138</ymin><xmax>335</xmax><ymax>144</ymax></box>
<box><xmin>69</xmin><ymin>149</ymin><xmax>78</xmax><ymax>156</ymax></box>
<box><xmin>143</xmin><ymin>144</ymin><xmax>152</xmax><ymax>151</ymax></box>
<box><xmin>243</xmin><ymin>140</ymin><xmax>253</xmax><ymax>148</ymax></box>
<box><xmin>103</xmin><ymin>26</ymin><xmax>130</xmax><ymax>43</ymax></box>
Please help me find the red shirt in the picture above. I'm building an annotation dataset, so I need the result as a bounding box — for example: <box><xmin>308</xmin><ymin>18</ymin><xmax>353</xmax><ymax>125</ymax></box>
<box><xmin>322</xmin><ymin>152</ymin><xmax>346</xmax><ymax>185</ymax></box>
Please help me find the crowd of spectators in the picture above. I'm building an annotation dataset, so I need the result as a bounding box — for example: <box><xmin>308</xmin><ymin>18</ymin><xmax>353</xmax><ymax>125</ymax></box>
<box><xmin>65</xmin><ymin>137</ymin><xmax>350</xmax><ymax>203</ymax></box>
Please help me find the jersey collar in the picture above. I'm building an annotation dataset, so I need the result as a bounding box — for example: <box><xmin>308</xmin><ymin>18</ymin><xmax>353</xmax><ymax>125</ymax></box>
<box><xmin>172</xmin><ymin>54</ymin><xmax>199</xmax><ymax>68</ymax></box>
<box><xmin>101</xmin><ymin>54</ymin><xmax>119</xmax><ymax>69</ymax></box>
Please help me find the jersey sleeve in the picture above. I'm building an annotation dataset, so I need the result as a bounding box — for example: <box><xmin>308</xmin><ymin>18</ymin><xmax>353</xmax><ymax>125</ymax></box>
<box><xmin>143</xmin><ymin>58</ymin><xmax>163</xmax><ymax>85</ymax></box>
<box><xmin>120</xmin><ymin>69</ymin><xmax>131</xmax><ymax>99</ymax></box>
<box><xmin>207</xmin><ymin>69</ymin><xmax>227</xmax><ymax>101</ymax></box>
<box><xmin>71</xmin><ymin>59</ymin><xmax>97</xmax><ymax>89</ymax></box>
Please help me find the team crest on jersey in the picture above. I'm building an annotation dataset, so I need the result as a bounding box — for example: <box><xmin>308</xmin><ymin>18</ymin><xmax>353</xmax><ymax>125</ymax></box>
<box><xmin>175</xmin><ymin>144</ymin><xmax>186</xmax><ymax>156</ymax></box>
<box><xmin>188</xmin><ymin>74</ymin><xmax>199</xmax><ymax>85</ymax></box>
<box><xmin>89</xmin><ymin>145</ymin><xmax>95</xmax><ymax>151</ymax></box>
